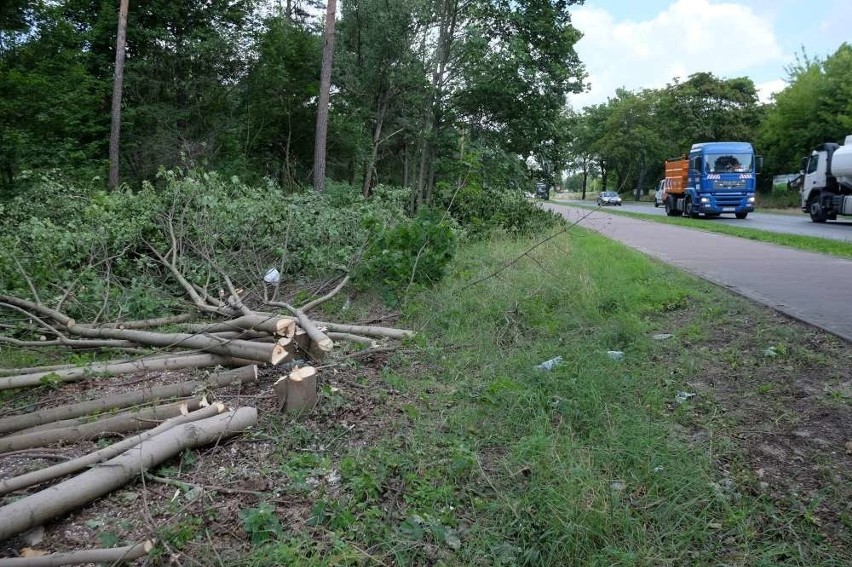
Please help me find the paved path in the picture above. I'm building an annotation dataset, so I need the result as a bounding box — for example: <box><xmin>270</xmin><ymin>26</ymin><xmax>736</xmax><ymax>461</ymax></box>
<box><xmin>546</xmin><ymin>203</ymin><xmax>852</xmax><ymax>342</ymax></box>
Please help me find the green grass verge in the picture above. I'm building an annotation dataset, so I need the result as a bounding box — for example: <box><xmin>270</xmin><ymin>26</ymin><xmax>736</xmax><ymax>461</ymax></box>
<box><xmin>239</xmin><ymin>228</ymin><xmax>849</xmax><ymax>565</ymax></box>
<box><xmin>554</xmin><ymin>200</ymin><xmax>852</xmax><ymax>259</ymax></box>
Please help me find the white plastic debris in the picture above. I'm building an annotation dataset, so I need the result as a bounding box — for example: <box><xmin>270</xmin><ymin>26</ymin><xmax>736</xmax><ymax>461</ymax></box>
<box><xmin>763</xmin><ymin>346</ymin><xmax>778</xmax><ymax>357</ymax></box>
<box><xmin>263</xmin><ymin>267</ymin><xmax>281</xmax><ymax>284</ymax></box>
<box><xmin>535</xmin><ymin>356</ymin><xmax>564</xmax><ymax>371</ymax></box>
<box><xmin>675</xmin><ymin>391</ymin><xmax>696</xmax><ymax>403</ymax></box>
<box><xmin>652</xmin><ymin>333</ymin><xmax>673</xmax><ymax>341</ymax></box>
<box><xmin>607</xmin><ymin>350</ymin><xmax>624</xmax><ymax>361</ymax></box>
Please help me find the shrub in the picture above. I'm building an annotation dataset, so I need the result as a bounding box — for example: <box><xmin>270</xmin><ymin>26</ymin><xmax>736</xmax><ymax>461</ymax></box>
<box><xmin>355</xmin><ymin>208</ymin><xmax>456</xmax><ymax>300</ymax></box>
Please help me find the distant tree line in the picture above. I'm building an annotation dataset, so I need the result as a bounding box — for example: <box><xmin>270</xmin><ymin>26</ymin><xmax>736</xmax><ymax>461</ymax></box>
<box><xmin>566</xmin><ymin>43</ymin><xmax>852</xmax><ymax>198</ymax></box>
<box><xmin>0</xmin><ymin>0</ymin><xmax>586</xmax><ymax>208</ymax></box>
<box><xmin>1</xmin><ymin>1</ymin><xmax>849</xmax><ymax>203</ymax></box>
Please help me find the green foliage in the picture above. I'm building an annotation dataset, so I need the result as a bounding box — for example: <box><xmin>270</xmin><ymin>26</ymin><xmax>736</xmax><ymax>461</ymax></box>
<box><xmin>356</xmin><ymin>208</ymin><xmax>456</xmax><ymax>299</ymax></box>
<box><xmin>759</xmin><ymin>44</ymin><xmax>852</xmax><ymax>179</ymax></box>
<box><xmin>240</xmin><ymin>503</ymin><xmax>284</xmax><ymax>545</ymax></box>
<box><xmin>0</xmin><ymin>170</ymin><xmax>410</xmax><ymax>319</ymax></box>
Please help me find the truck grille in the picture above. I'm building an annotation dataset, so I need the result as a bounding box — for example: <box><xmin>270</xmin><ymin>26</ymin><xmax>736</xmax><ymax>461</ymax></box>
<box><xmin>714</xmin><ymin>193</ymin><xmax>745</xmax><ymax>206</ymax></box>
<box><xmin>713</xmin><ymin>180</ymin><xmax>746</xmax><ymax>189</ymax></box>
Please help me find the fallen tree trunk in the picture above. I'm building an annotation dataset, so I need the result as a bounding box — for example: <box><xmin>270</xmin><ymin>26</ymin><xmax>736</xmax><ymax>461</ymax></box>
<box><xmin>315</xmin><ymin>321</ymin><xmax>414</xmax><ymax>339</ymax></box>
<box><xmin>0</xmin><ymin>404</ymin><xmax>226</xmax><ymax>495</ymax></box>
<box><xmin>0</xmin><ymin>295</ymin><xmax>281</xmax><ymax>365</ymax></box>
<box><xmin>0</xmin><ymin>406</ymin><xmax>257</xmax><ymax>540</ymax></box>
<box><xmin>0</xmin><ymin>336</ymin><xmax>140</xmax><ymax>349</ymax></box>
<box><xmin>84</xmin><ymin>312</ymin><xmax>195</xmax><ymax>330</ymax></box>
<box><xmin>0</xmin><ymin>366</ymin><xmax>256</xmax><ymax>435</ymax></box>
<box><xmin>327</xmin><ymin>332</ymin><xmax>376</xmax><ymax>347</ymax></box>
<box><xmin>0</xmin><ymin>539</ymin><xmax>153</xmax><ymax>566</ymax></box>
<box><xmin>0</xmin><ymin>399</ymin><xmax>201</xmax><ymax>453</ymax></box>
<box><xmin>184</xmin><ymin>315</ymin><xmax>296</xmax><ymax>338</ymax></box>
<box><xmin>0</xmin><ymin>353</ymin><xmax>253</xmax><ymax>391</ymax></box>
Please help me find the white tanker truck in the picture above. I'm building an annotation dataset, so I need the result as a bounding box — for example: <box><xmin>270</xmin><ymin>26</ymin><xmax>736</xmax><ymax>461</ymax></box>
<box><xmin>799</xmin><ymin>134</ymin><xmax>852</xmax><ymax>223</ymax></box>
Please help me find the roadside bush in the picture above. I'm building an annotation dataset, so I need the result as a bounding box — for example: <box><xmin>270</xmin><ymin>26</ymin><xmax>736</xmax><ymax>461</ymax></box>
<box><xmin>355</xmin><ymin>208</ymin><xmax>456</xmax><ymax>300</ymax></box>
<box><xmin>0</xmin><ymin>170</ymin><xmax>410</xmax><ymax>319</ymax></box>
<box><xmin>439</xmin><ymin>182</ymin><xmax>559</xmax><ymax>238</ymax></box>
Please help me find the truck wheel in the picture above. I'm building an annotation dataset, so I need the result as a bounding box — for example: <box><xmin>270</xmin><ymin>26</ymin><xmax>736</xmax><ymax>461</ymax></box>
<box><xmin>685</xmin><ymin>198</ymin><xmax>699</xmax><ymax>219</ymax></box>
<box><xmin>807</xmin><ymin>195</ymin><xmax>828</xmax><ymax>223</ymax></box>
<box><xmin>664</xmin><ymin>196</ymin><xmax>678</xmax><ymax>217</ymax></box>
<box><xmin>735</xmin><ymin>212</ymin><xmax>748</xmax><ymax>219</ymax></box>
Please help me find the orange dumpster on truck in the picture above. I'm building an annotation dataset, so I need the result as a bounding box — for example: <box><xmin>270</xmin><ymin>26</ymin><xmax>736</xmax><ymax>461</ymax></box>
<box><xmin>664</xmin><ymin>158</ymin><xmax>689</xmax><ymax>196</ymax></box>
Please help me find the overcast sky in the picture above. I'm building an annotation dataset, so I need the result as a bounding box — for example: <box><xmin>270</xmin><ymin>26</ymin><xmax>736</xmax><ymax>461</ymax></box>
<box><xmin>568</xmin><ymin>0</ymin><xmax>851</xmax><ymax>109</ymax></box>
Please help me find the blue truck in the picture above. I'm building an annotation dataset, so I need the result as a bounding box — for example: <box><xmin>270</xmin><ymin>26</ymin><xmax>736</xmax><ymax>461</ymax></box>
<box><xmin>662</xmin><ymin>141</ymin><xmax>761</xmax><ymax>219</ymax></box>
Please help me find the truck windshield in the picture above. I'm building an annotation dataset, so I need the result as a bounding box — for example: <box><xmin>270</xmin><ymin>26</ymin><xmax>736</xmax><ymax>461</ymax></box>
<box><xmin>706</xmin><ymin>153</ymin><xmax>753</xmax><ymax>173</ymax></box>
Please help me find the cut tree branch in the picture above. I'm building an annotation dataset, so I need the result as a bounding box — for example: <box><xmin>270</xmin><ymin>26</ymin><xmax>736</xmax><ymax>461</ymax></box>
<box><xmin>0</xmin><ymin>399</ymin><xmax>202</xmax><ymax>453</ymax></box>
<box><xmin>0</xmin><ymin>404</ymin><xmax>227</xmax><ymax>495</ymax></box>
<box><xmin>0</xmin><ymin>539</ymin><xmax>153</xmax><ymax>566</ymax></box>
<box><xmin>0</xmin><ymin>366</ymin><xmax>256</xmax><ymax>435</ymax></box>
<box><xmin>0</xmin><ymin>406</ymin><xmax>257</xmax><ymax>540</ymax></box>
<box><xmin>0</xmin><ymin>353</ymin><xmax>251</xmax><ymax>391</ymax></box>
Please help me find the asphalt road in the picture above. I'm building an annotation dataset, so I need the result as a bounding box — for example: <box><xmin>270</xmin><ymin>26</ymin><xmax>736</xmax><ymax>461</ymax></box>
<box><xmin>545</xmin><ymin>203</ymin><xmax>852</xmax><ymax>343</ymax></box>
<box><xmin>555</xmin><ymin>198</ymin><xmax>852</xmax><ymax>242</ymax></box>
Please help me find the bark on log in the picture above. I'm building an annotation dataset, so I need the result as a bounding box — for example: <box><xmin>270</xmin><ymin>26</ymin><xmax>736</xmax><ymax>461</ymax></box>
<box><xmin>0</xmin><ymin>354</ymin><xmax>252</xmax><ymax>391</ymax></box>
<box><xmin>327</xmin><ymin>332</ymin><xmax>377</xmax><ymax>347</ymax></box>
<box><xmin>266</xmin><ymin>302</ymin><xmax>333</xmax><ymax>357</ymax></box>
<box><xmin>189</xmin><ymin>314</ymin><xmax>296</xmax><ymax>337</ymax></box>
<box><xmin>274</xmin><ymin>366</ymin><xmax>318</xmax><ymax>413</ymax></box>
<box><xmin>0</xmin><ymin>366</ymin><xmax>256</xmax><ymax>435</ymax></box>
<box><xmin>0</xmin><ymin>407</ymin><xmax>257</xmax><ymax>541</ymax></box>
<box><xmin>0</xmin><ymin>336</ymin><xmax>140</xmax><ymax>349</ymax></box>
<box><xmin>0</xmin><ymin>399</ymin><xmax>201</xmax><ymax>453</ymax></box>
<box><xmin>80</xmin><ymin>313</ymin><xmax>195</xmax><ymax>330</ymax></box>
<box><xmin>0</xmin><ymin>540</ymin><xmax>153</xmax><ymax>566</ymax></box>
<box><xmin>64</xmin><ymin>326</ymin><xmax>278</xmax><ymax>364</ymax></box>
<box><xmin>0</xmin><ymin>404</ymin><xmax>226</xmax><ymax>495</ymax></box>
<box><xmin>315</xmin><ymin>321</ymin><xmax>414</xmax><ymax>339</ymax></box>
<box><xmin>0</xmin><ymin>295</ymin><xmax>279</xmax><ymax>364</ymax></box>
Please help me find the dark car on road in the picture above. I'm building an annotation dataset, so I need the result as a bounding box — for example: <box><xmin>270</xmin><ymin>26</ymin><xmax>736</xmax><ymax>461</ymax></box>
<box><xmin>535</xmin><ymin>182</ymin><xmax>550</xmax><ymax>200</ymax></box>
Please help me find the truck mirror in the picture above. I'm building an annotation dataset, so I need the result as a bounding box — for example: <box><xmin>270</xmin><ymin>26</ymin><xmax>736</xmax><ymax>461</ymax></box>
<box><xmin>755</xmin><ymin>156</ymin><xmax>763</xmax><ymax>173</ymax></box>
<box><xmin>799</xmin><ymin>157</ymin><xmax>807</xmax><ymax>173</ymax></box>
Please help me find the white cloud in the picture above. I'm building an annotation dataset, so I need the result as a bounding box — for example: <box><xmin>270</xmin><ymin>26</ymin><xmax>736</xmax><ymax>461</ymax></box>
<box><xmin>570</xmin><ymin>0</ymin><xmax>786</xmax><ymax>108</ymax></box>
<box><xmin>756</xmin><ymin>78</ymin><xmax>786</xmax><ymax>103</ymax></box>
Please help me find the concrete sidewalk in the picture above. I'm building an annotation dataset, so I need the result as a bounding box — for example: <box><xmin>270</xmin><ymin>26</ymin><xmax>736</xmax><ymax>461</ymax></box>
<box><xmin>546</xmin><ymin>203</ymin><xmax>852</xmax><ymax>342</ymax></box>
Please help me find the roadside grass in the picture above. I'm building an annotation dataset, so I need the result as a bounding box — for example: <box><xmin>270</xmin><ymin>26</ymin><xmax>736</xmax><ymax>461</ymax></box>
<box><xmin>3</xmin><ymin>225</ymin><xmax>850</xmax><ymax>565</ymax></box>
<box><xmin>557</xmin><ymin>202</ymin><xmax>852</xmax><ymax>259</ymax></box>
<box><xmin>240</xmin><ymin>227</ymin><xmax>849</xmax><ymax>565</ymax></box>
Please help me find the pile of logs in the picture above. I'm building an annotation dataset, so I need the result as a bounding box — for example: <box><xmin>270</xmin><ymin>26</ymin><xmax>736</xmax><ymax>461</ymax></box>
<box><xmin>0</xmin><ymin>269</ymin><xmax>415</xmax><ymax>558</ymax></box>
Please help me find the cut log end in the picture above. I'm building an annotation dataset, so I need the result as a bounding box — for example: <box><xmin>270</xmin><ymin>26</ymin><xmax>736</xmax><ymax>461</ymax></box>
<box><xmin>270</xmin><ymin>338</ymin><xmax>296</xmax><ymax>365</ymax></box>
<box><xmin>274</xmin><ymin>366</ymin><xmax>318</xmax><ymax>414</ymax></box>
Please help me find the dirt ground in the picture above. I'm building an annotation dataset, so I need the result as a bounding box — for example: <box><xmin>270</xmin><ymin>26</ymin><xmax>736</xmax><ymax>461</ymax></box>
<box><xmin>672</xmin><ymin>308</ymin><xmax>852</xmax><ymax>551</ymax></box>
<box><xmin>1</xmin><ymin>307</ymin><xmax>850</xmax><ymax>563</ymax></box>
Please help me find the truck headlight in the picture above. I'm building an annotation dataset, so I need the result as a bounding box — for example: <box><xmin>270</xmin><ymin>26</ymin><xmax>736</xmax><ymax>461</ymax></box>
<box><xmin>747</xmin><ymin>195</ymin><xmax>755</xmax><ymax>203</ymax></box>
<box><xmin>700</xmin><ymin>197</ymin><xmax>709</xmax><ymax>204</ymax></box>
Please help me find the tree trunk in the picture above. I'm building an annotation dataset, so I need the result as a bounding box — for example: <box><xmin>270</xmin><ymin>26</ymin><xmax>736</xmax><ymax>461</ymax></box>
<box><xmin>313</xmin><ymin>0</ymin><xmax>337</xmax><ymax>193</ymax></box>
<box><xmin>362</xmin><ymin>92</ymin><xmax>389</xmax><ymax>197</ymax></box>
<box><xmin>0</xmin><ymin>407</ymin><xmax>257</xmax><ymax>541</ymax></box>
<box><xmin>0</xmin><ymin>353</ymin><xmax>250</xmax><ymax>391</ymax></box>
<box><xmin>413</xmin><ymin>0</ymin><xmax>457</xmax><ymax>211</ymax></box>
<box><xmin>314</xmin><ymin>320</ymin><xmax>413</xmax><ymax>339</ymax></box>
<box><xmin>275</xmin><ymin>366</ymin><xmax>318</xmax><ymax>413</ymax></box>
<box><xmin>0</xmin><ymin>366</ymin><xmax>255</xmax><ymax>435</ymax></box>
<box><xmin>0</xmin><ymin>399</ymin><xmax>201</xmax><ymax>453</ymax></box>
<box><xmin>0</xmin><ymin>404</ymin><xmax>226</xmax><ymax>496</ymax></box>
<box><xmin>108</xmin><ymin>0</ymin><xmax>129</xmax><ymax>190</ymax></box>
<box><xmin>0</xmin><ymin>540</ymin><xmax>153</xmax><ymax>566</ymax></box>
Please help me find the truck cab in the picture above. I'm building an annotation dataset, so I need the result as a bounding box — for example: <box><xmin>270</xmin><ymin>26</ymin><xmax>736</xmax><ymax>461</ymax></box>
<box><xmin>799</xmin><ymin>136</ymin><xmax>852</xmax><ymax>222</ymax></box>
<box><xmin>686</xmin><ymin>142</ymin><xmax>759</xmax><ymax>218</ymax></box>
